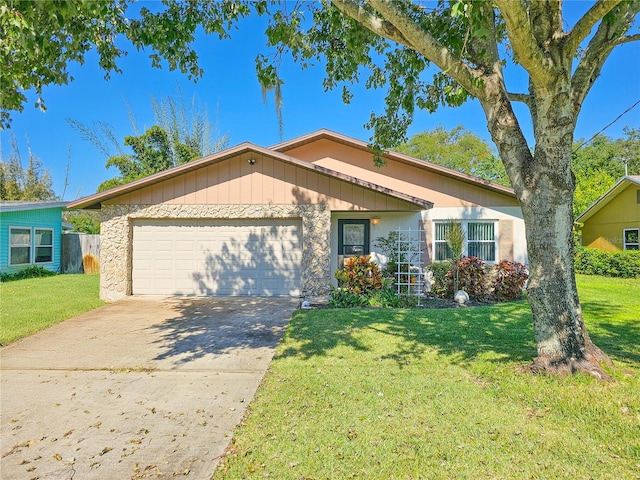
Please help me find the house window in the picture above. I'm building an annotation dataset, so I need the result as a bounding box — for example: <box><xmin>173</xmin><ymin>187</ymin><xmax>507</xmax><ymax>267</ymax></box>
<box><xmin>624</xmin><ymin>229</ymin><xmax>639</xmax><ymax>250</ymax></box>
<box><xmin>434</xmin><ymin>221</ymin><xmax>497</xmax><ymax>262</ymax></box>
<box><xmin>467</xmin><ymin>222</ymin><xmax>496</xmax><ymax>261</ymax></box>
<box><xmin>35</xmin><ymin>228</ymin><xmax>54</xmax><ymax>263</ymax></box>
<box><xmin>10</xmin><ymin>227</ymin><xmax>31</xmax><ymax>265</ymax></box>
<box><xmin>434</xmin><ymin>222</ymin><xmax>457</xmax><ymax>261</ymax></box>
<box><xmin>9</xmin><ymin>227</ymin><xmax>54</xmax><ymax>265</ymax></box>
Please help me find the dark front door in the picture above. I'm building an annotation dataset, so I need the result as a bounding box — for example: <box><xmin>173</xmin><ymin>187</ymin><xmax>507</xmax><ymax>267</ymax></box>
<box><xmin>338</xmin><ymin>219</ymin><xmax>370</xmax><ymax>268</ymax></box>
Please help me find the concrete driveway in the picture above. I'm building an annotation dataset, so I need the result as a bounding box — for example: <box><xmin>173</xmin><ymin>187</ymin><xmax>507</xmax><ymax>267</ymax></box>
<box><xmin>1</xmin><ymin>296</ymin><xmax>298</xmax><ymax>479</ymax></box>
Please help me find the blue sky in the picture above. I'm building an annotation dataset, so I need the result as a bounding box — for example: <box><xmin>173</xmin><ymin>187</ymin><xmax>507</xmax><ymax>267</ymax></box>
<box><xmin>1</xmin><ymin>4</ymin><xmax>639</xmax><ymax>200</ymax></box>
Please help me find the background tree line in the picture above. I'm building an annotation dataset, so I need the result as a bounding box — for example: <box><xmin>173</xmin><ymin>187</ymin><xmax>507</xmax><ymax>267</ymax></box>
<box><xmin>396</xmin><ymin>126</ymin><xmax>639</xmax><ymax>217</ymax></box>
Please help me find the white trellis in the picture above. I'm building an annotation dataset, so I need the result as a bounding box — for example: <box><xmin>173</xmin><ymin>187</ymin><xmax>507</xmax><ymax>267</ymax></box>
<box><xmin>393</xmin><ymin>227</ymin><xmax>425</xmax><ymax>305</ymax></box>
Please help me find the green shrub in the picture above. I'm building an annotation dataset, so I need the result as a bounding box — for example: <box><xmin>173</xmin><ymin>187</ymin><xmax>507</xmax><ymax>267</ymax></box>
<box><xmin>331</xmin><ymin>257</ymin><xmax>401</xmax><ymax>308</ymax></box>
<box><xmin>491</xmin><ymin>260</ymin><xmax>529</xmax><ymax>301</ymax></box>
<box><xmin>0</xmin><ymin>266</ymin><xmax>57</xmax><ymax>282</ymax></box>
<box><xmin>329</xmin><ymin>283</ymin><xmax>401</xmax><ymax>308</ymax></box>
<box><xmin>329</xmin><ymin>287</ymin><xmax>370</xmax><ymax>308</ymax></box>
<box><xmin>575</xmin><ymin>246</ymin><xmax>640</xmax><ymax>278</ymax></box>
<box><xmin>428</xmin><ymin>261</ymin><xmax>453</xmax><ymax>298</ymax></box>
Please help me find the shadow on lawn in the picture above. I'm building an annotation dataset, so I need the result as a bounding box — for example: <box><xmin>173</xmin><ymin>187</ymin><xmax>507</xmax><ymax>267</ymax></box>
<box><xmin>279</xmin><ymin>301</ymin><xmax>538</xmax><ymax>367</ymax></box>
<box><xmin>581</xmin><ymin>300</ymin><xmax>640</xmax><ymax>364</ymax></box>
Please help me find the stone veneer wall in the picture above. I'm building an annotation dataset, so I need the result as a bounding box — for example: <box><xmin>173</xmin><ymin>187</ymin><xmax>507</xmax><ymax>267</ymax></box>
<box><xmin>100</xmin><ymin>204</ymin><xmax>332</xmax><ymax>301</ymax></box>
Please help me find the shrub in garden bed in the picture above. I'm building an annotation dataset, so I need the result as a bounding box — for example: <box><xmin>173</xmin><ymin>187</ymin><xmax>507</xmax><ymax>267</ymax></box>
<box><xmin>428</xmin><ymin>258</ymin><xmax>528</xmax><ymax>303</ymax></box>
<box><xmin>331</xmin><ymin>256</ymin><xmax>404</xmax><ymax>308</ymax></box>
<box><xmin>492</xmin><ymin>260</ymin><xmax>529</xmax><ymax>301</ymax></box>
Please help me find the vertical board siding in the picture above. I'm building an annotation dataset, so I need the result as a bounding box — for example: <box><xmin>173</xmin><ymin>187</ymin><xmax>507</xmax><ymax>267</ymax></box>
<box><xmin>0</xmin><ymin>208</ymin><xmax>63</xmax><ymax>274</ymax></box>
<box><xmin>102</xmin><ymin>155</ymin><xmax>423</xmax><ymax>212</ymax></box>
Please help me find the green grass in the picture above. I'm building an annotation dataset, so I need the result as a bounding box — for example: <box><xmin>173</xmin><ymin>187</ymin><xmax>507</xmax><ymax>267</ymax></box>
<box><xmin>0</xmin><ymin>274</ymin><xmax>103</xmax><ymax>345</ymax></box>
<box><xmin>216</xmin><ymin>275</ymin><xmax>640</xmax><ymax>479</ymax></box>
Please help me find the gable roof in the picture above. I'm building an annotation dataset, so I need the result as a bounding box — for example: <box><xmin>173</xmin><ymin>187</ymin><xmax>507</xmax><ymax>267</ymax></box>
<box><xmin>67</xmin><ymin>142</ymin><xmax>433</xmax><ymax>210</ymax></box>
<box><xmin>0</xmin><ymin>201</ymin><xmax>68</xmax><ymax>213</ymax></box>
<box><xmin>271</xmin><ymin>129</ymin><xmax>516</xmax><ymax>198</ymax></box>
<box><xmin>576</xmin><ymin>176</ymin><xmax>640</xmax><ymax>223</ymax></box>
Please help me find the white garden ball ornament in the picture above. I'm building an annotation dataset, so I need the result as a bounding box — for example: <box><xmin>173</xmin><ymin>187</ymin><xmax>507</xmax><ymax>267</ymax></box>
<box><xmin>454</xmin><ymin>290</ymin><xmax>469</xmax><ymax>305</ymax></box>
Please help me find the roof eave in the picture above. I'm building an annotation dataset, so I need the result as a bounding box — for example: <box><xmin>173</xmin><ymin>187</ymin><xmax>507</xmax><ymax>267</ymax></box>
<box><xmin>0</xmin><ymin>201</ymin><xmax>68</xmax><ymax>212</ymax></box>
<box><xmin>576</xmin><ymin>176</ymin><xmax>639</xmax><ymax>223</ymax></box>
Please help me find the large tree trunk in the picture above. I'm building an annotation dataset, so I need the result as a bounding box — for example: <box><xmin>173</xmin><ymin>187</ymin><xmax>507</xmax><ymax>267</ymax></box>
<box><xmin>482</xmin><ymin>77</ymin><xmax>612</xmax><ymax>379</ymax></box>
<box><xmin>520</xmin><ymin>179</ymin><xmax>612</xmax><ymax>379</ymax></box>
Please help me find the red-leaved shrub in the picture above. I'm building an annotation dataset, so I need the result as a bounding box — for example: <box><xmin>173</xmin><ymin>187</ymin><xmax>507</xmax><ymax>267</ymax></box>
<box><xmin>334</xmin><ymin>256</ymin><xmax>384</xmax><ymax>295</ymax></box>
<box><xmin>455</xmin><ymin>256</ymin><xmax>487</xmax><ymax>300</ymax></box>
<box><xmin>492</xmin><ymin>260</ymin><xmax>528</xmax><ymax>301</ymax></box>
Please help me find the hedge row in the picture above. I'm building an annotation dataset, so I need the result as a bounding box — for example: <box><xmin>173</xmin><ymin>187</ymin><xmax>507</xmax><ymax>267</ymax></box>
<box><xmin>574</xmin><ymin>246</ymin><xmax>640</xmax><ymax>278</ymax></box>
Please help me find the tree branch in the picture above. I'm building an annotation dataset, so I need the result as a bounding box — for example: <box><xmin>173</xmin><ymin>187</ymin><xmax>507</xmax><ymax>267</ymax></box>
<box><xmin>345</xmin><ymin>0</ymin><xmax>484</xmax><ymax>98</ymax></box>
<box><xmin>494</xmin><ymin>0</ymin><xmax>554</xmax><ymax>86</ymax></box>
<box><xmin>571</xmin><ymin>1</ymin><xmax>640</xmax><ymax>117</ymax></box>
<box><xmin>615</xmin><ymin>33</ymin><xmax>640</xmax><ymax>45</ymax></box>
<box><xmin>507</xmin><ymin>92</ymin><xmax>533</xmax><ymax>106</ymax></box>
<box><xmin>329</xmin><ymin>0</ymin><xmax>411</xmax><ymax>46</ymax></box>
<box><xmin>565</xmin><ymin>0</ymin><xmax>623</xmax><ymax>56</ymax></box>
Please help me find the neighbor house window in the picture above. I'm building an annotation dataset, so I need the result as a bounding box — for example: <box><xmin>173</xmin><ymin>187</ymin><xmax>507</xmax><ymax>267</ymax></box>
<box><xmin>9</xmin><ymin>227</ymin><xmax>54</xmax><ymax>265</ymax></box>
<box><xmin>624</xmin><ymin>229</ymin><xmax>639</xmax><ymax>250</ymax></box>
<box><xmin>35</xmin><ymin>228</ymin><xmax>53</xmax><ymax>263</ymax></box>
<box><xmin>434</xmin><ymin>221</ymin><xmax>497</xmax><ymax>262</ymax></box>
<box><xmin>9</xmin><ymin>227</ymin><xmax>31</xmax><ymax>265</ymax></box>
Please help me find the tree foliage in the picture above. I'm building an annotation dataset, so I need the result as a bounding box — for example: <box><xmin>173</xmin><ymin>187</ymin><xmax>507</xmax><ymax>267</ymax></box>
<box><xmin>68</xmin><ymin>89</ymin><xmax>229</xmax><ymax>192</ymax></box>
<box><xmin>96</xmin><ymin>125</ymin><xmax>193</xmax><ymax>191</ymax></box>
<box><xmin>0</xmin><ymin>134</ymin><xmax>56</xmax><ymax>200</ymax></box>
<box><xmin>0</xmin><ymin>0</ymin><xmax>254</xmax><ymax>129</ymax></box>
<box><xmin>396</xmin><ymin>126</ymin><xmax>510</xmax><ymax>186</ymax></box>
<box><xmin>0</xmin><ymin>0</ymin><xmax>128</xmax><ymax>128</ymax></box>
<box><xmin>63</xmin><ymin>210</ymin><xmax>101</xmax><ymax>234</ymax></box>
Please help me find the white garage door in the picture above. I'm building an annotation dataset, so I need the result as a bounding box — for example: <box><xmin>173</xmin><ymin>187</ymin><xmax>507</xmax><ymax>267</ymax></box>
<box><xmin>132</xmin><ymin>219</ymin><xmax>302</xmax><ymax>296</ymax></box>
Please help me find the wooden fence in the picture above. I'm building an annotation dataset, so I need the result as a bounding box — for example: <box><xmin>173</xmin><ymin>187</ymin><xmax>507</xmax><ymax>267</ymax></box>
<box><xmin>61</xmin><ymin>233</ymin><xmax>100</xmax><ymax>274</ymax></box>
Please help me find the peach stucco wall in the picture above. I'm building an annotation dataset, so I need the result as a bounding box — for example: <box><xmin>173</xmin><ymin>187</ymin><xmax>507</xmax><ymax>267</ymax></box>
<box><xmin>104</xmin><ymin>152</ymin><xmax>421</xmax><ymax>212</ymax></box>
<box><xmin>581</xmin><ymin>184</ymin><xmax>640</xmax><ymax>251</ymax></box>
<box><xmin>280</xmin><ymin>139</ymin><xmax>519</xmax><ymax>209</ymax></box>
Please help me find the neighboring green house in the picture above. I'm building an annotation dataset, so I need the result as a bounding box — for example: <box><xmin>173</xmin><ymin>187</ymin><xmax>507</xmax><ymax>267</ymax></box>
<box><xmin>0</xmin><ymin>201</ymin><xmax>68</xmax><ymax>275</ymax></box>
<box><xmin>576</xmin><ymin>176</ymin><xmax>640</xmax><ymax>251</ymax></box>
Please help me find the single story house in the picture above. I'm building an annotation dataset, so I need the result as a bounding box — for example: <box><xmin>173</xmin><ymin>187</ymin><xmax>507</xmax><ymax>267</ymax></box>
<box><xmin>68</xmin><ymin>129</ymin><xmax>527</xmax><ymax>301</ymax></box>
<box><xmin>0</xmin><ymin>201</ymin><xmax>68</xmax><ymax>275</ymax></box>
<box><xmin>576</xmin><ymin>175</ymin><xmax>640</xmax><ymax>251</ymax></box>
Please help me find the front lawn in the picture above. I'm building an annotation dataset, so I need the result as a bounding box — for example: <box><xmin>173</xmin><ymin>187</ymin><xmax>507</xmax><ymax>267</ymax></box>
<box><xmin>0</xmin><ymin>274</ymin><xmax>103</xmax><ymax>345</ymax></box>
<box><xmin>216</xmin><ymin>274</ymin><xmax>640</xmax><ymax>479</ymax></box>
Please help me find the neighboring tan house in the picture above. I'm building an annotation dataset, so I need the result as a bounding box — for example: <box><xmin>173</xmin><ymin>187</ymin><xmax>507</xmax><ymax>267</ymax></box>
<box><xmin>0</xmin><ymin>201</ymin><xmax>68</xmax><ymax>275</ymax></box>
<box><xmin>68</xmin><ymin>129</ymin><xmax>527</xmax><ymax>301</ymax></box>
<box><xmin>576</xmin><ymin>175</ymin><xmax>640</xmax><ymax>252</ymax></box>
